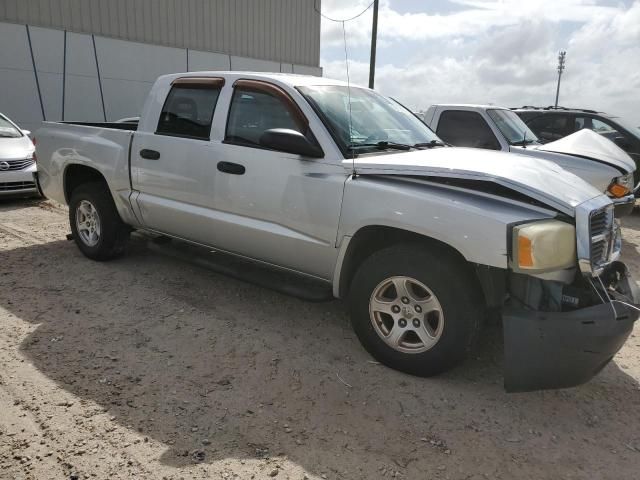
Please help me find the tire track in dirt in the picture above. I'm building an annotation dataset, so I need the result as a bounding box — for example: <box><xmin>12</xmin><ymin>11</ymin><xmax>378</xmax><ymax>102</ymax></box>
<box><xmin>0</xmin><ymin>223</ymin><xmax>48</xmax><ymax>246</ymax></box>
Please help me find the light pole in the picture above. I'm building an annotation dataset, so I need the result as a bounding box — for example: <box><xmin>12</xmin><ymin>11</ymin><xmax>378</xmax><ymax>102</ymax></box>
<box><xmin>554</xmin><ymin>51</ymin><xmax>566</xmax><ymax>108</ymax></box>
<box><xmin>368</xmin><ymin>0</ymin><xmax>379</xmax><ymax>89</ymax></box>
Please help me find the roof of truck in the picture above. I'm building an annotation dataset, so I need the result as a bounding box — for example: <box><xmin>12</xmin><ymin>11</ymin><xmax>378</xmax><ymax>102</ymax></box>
<box><xmin>430</xmin><ymin>104</ymin><xmax>509</xmax><ymax>110</ymax></box>
<box><xmin>159</xmin><ymin>71</ymin><xmax>354</xmax><ymax>88</ymax></box>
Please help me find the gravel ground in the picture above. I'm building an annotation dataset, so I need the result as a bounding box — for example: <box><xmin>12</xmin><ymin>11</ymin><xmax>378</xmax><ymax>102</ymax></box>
<box><xmin>1</xmin><ymin>198</ymin><xmax>639</xmax><ymax>480</ymax></box>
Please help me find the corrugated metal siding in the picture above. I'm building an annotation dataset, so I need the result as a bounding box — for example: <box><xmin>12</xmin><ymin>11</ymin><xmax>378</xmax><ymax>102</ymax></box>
<box><xmin>0</xmin><ymin>0</ymin><xmax>321</xmax><ymax>66</ymax></box>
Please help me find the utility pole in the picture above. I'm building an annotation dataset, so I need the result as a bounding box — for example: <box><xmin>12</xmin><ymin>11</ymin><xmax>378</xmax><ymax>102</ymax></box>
<box><xmin>368</xmin><ymin>0</ymin><xmax>379</xmax><ymax>89</ymax></box>
<box><xmin>554</xmin><ymin>50</ymin><xmax>566</xmax><ymax>108</ymax></box>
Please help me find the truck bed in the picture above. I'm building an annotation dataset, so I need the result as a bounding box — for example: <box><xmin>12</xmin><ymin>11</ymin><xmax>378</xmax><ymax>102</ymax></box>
<box><xmin>35</xmin><ymin>121</ymin><xmax>136</xmax><ymax>224</ymax></box>
<box><xmin>61</xmin><ymin>121</ymin><xmax>138</xmax><ymax>131</ymax></box>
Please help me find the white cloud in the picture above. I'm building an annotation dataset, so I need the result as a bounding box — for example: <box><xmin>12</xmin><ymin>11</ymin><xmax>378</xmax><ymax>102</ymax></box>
<box><xmin>321</xmin><ymin>0</ymin><xmax>624</xmax><ymax>47</ymax></box>
<box><xmin>320</xmin><ymin>0</ymin><xmax>640</xmax><ymax>124</ymax></box>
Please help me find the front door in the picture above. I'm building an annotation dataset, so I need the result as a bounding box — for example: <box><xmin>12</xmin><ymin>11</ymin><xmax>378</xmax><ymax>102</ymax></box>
<box><xmin>435</xmin><ymin>110</ymin><xmax>501</xmax><ymax>150</ymax></box>
<box><xmin>209</xmin><ymin>80</ymin><xmax>346</xmax><ymax>280</ymax></box>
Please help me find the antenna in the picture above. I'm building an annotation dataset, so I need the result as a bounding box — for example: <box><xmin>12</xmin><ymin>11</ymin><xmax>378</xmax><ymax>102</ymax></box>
<box><xmin>314</xmin><ymin>0</ymin><xmax>376</xmax><ymax>178</ymax></box>
<box><xmin>341</xmin><ymin>21</ymin><xmax>356</xmax><ymax>177</ymax></box>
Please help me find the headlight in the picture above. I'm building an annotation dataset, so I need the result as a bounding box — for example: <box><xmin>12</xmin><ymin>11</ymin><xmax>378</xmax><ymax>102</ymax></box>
<box><xmin>511</xmin><ymin>220</ymin><xmax>576</xmax><ymax>272</ymax></box>
<box><xmin>607</xmin><ymin>173</ymin><xmax>633</xmax><ymax>198</ymax></box>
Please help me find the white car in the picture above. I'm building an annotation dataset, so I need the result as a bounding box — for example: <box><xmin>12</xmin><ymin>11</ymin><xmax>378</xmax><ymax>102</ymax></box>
<box><xmin>424</xmin><ymin>104</ymin><xmax>636</xmax><ymax>216</ymax></box>
<box><xmin>0</xmin><ymin>113</ymin><xmax>38</xmax><ymax>198</ymax></box>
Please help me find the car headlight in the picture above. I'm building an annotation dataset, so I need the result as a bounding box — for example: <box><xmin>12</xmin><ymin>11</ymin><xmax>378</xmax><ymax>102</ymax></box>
<box><xmin>607</xmin><ymin>173</ymin><xmax>633</xmax><ymax>198</ymax></box>
<box><xmin>511</xmin><ymin>220</ymin><xmax>576</xmax><ymax>273</ymax></box>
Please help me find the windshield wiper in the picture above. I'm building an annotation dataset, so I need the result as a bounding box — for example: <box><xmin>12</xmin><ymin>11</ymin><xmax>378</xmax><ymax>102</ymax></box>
<box><xmin>347</xmin><ymin>141</ymin><xmax>412</xmax><ymax>151</ymax></box>
<box><xmin>511</xmin><ymin>138</ymin><xmax>536</xmax><ymax>147</ymax></box>
<box><xmin>413</xmin><ymin>140</ymin><xmax>447</xmax><ymax>148</ymax></box>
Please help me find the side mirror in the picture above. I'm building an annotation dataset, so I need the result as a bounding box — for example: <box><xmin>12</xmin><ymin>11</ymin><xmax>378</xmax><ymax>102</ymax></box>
<box><xmin>259</xmin><ymin>128</ymin><xmax>324</xmax><ymax>158</ymax></box>
<box><xmin>22</xmin><ymin>129</ymin><xmax>31</xmax><ymax>137</ymax></box>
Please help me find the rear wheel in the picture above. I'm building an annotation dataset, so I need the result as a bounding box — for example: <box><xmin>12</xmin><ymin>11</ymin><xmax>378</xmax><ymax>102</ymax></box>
<box><xmin>69</xmin><ymin>182</ymin><xmax>129</xmax><ymax>261</ymax></box>
<box><xmin>348</xmin><ymin>244</ymin><xmax>483</xmax><ymax>377</ymax></box>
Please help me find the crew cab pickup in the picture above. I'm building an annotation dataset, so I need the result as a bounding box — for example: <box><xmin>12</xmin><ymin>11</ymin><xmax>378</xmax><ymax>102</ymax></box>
<box><xmin>424</xmin><ymin>104</ymin><xmax>636</xmax><ymax>217</ymax></box>
<box><xmin>36</xmin><ymin>72</ymin><xmax>639</xmax><ymax>392</ymax></box>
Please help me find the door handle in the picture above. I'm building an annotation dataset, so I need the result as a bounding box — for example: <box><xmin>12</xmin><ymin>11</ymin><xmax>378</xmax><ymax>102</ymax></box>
<box><xmin>140</xmin><ymin>149</ymin><xmax>161</xmax><ymax>160</ymax></box>
<box><xmin>217</xmin><ymin>161</ymin><xmax>245</xmax><ymax>175</ymax></box>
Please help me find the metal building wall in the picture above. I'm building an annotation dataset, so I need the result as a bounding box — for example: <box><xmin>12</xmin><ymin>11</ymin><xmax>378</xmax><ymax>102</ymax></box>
<box><xmin>0</xmin><ymin>0</ymin><xmax>321</xmax><ymax>67</ymax></box>
<box><xmin>0</xmin><ymin>21</ymin><xmax>322</xmax><ymax>133</ymax></box>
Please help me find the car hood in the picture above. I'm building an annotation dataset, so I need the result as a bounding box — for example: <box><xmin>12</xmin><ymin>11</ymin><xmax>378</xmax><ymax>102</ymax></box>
<box><xmin>0</xmin><ymin>135</ymin><xmax>34</xmax><ymax>160</ymax></box>
<box><xmin>531</xmin><ymin>129</ymin><xmax>635</xmax><ymax>173</ymax></box>
<box><xmin>346</xmin><ymin>147</ymin><xmax>604</xmax><ymax>216</ymax></box>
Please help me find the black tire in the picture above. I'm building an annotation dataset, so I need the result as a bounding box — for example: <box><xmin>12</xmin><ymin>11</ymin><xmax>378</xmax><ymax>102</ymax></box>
<box><xmin>348</xmin><ymin>243</ymin><xmax>483</xmax><ymax>377</ymax></box>
<box><xmin>69</xmin><ymin>182</ymin><xmax>130</xmax><ymax>261</ymax></box>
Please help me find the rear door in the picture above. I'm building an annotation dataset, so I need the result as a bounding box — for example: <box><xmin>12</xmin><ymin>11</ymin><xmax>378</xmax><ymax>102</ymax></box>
<box><xmin>209</xmin><ymin>79</ymin><xmax>346</xmax><ymax>279</ymax></box>
<box><xmin>131</xmin><ymin>77</ymin><xmax>224</xmax><ymax>242</ymax></box>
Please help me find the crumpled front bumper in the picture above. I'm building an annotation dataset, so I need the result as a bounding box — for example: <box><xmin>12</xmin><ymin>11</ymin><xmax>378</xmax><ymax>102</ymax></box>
<box><xmin>503</xmin><ymin>262</ymin><xmax>639</xmax><ymax>392</ymax></box>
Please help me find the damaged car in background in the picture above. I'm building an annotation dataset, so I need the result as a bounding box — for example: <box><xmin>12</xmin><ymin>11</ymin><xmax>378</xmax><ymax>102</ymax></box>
<box><xmin>34</xmin><ymin>72</ymin><xmax>639</xmax><ymax>392</ymax></box>
<box><xmin>424</xmin><ymin>104</ymin><xmax>636</xmax><ymax>217</ymax></box>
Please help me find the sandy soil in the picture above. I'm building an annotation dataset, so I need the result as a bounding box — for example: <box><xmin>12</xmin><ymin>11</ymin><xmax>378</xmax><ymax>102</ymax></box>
<box><xmin>1</xmin><ymin>198</ymin><xmax>639</xmax><ymax>480</ymax></box>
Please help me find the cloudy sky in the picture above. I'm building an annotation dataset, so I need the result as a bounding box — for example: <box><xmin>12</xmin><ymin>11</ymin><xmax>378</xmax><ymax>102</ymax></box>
<box><xmin>319</xmin><ymin>0</ymin><xmax>640</xmax><ymax>124</ymax></box>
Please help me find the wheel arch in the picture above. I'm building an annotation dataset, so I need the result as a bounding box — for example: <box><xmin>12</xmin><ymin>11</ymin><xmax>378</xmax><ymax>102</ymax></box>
<box><xmin>334</xmin><ymin>225</ymin><xmax>481</xmax><ymax>299</ymax></box>
<box><xmin>63</xmin><ymin>164</ymin><xmax>109</xmax><ymax>203</ymax></box>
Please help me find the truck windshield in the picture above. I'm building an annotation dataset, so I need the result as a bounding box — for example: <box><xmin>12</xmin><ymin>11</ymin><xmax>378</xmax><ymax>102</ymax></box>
<box><xmin>0</xmin><ymin>115</ymin><xmax>22</xmax><ymax>138</ymax></box>
<box><xmin>298</xmin><ymin>85</ymin><xmax>441</xmax><ymax>155</ymax></box>
<box><xmin>487</xmin><ymin>109</ymin><xmax>539</xmax><ymax>146</ymax></box>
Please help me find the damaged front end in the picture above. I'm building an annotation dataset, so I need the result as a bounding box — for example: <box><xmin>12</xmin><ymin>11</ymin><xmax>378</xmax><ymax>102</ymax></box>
<box><xmin>504</xmin><ymin>262</ymin><xmax>639</xmax><ymax>392</ymax></box>
<box><xmin>502</xmin><ymin>196</ymin><xmax>639</xmax><ymax>392</ymax></box>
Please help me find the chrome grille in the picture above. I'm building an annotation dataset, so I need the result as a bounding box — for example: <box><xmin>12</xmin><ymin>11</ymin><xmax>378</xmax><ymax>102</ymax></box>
<box><xmin>0</xmin><ymin>181</ymin><xmax>36</xmax><ymax>191</ymax></box>
<box><xmin>589</xmin><ymin>205</ymin><xmax>615</xmax><ymax>271</ymax></box>
<box><xmin>0</xmin><ymin>158</ymin><xmax>35</xmax><ymax>171</ymax></box>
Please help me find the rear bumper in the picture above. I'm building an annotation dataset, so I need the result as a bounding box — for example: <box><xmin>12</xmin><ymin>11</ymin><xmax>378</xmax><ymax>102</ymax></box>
<box><xmin>612</xmin><ymin>194</ymin><xmax>635</xmax><ymax>217</ymax></box>
<box><xmin>503</xmin><ymin>262</ymin><xmax>639</xmax><ymax>392</ymax></box>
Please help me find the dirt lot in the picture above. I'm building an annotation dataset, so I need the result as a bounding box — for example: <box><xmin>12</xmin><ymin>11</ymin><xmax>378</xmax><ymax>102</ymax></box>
<box><xmin>1</xmin><ymin>199</ymin><xmax>639</xmax><ymax>480</ymax></box>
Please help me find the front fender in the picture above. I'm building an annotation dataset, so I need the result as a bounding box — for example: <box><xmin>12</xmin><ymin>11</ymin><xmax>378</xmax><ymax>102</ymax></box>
<box><xmin>335</xmin><ymin>175</ymin><xmax>557</xmax><ymax>275</ymax></box>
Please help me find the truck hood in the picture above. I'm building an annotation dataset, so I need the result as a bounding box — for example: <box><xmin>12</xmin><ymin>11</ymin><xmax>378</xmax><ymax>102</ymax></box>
<box><xmin>531</xmin><ymin>129</ymin><xmax>635</xmax><ymax>173</ymax></box>
<box><xmin>347</xmin><ymin>147</ymin><xmax>604</xmax><ymax>216</ymax></box>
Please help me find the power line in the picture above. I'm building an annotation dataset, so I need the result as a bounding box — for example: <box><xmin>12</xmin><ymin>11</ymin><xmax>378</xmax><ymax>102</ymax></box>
<box><xmin>313</xmin><ymin>0</ymin><xmax>375</xmax><ymax>23</ymax></box>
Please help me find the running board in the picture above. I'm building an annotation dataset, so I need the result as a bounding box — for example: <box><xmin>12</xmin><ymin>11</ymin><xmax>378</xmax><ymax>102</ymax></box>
<box><xmin>135</xmin><ymin>233</ymin><xmax>333</xmax><ymax>302</ymax></box>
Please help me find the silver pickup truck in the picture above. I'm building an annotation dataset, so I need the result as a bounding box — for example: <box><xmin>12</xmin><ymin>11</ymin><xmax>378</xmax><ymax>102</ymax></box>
<box><xmin>35</xmin><ymin>72</ymin><xmax>639</xmax><ymax>392</ymax></box>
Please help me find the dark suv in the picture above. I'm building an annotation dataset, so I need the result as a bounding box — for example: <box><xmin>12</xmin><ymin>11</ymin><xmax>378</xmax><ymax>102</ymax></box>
<box><xmin>513</xmin><ymin>106</ymin><xmax>640</xmax><ymax>188</ymax></box>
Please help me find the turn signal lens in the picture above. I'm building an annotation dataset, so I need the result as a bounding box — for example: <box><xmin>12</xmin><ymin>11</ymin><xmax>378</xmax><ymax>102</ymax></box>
<box><xmin>608</xmin><ymin>183</ymin><xmax>630</xmax><ymax>198</ymax></box>
<box><xmin>518</xmin><ymin>236</ymin><xmax>534</xmax><ymax>267</ymax></box>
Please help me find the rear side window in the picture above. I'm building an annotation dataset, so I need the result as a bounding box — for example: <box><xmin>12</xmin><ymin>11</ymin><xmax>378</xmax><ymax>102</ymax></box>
<box><xmin>436</xmin><ymin>110</ymin><xmax>500</xmax><ymax>150</ymax></box>
<box><xmin>225</xmin><ymin>88</ymin><xmax>304</xmax><ymax>147</ymax></box>
<box><xmin>527</xmin><ymin>114</ymin><xmax>571</xmax><ymax>142</ymax></box>
<box><xmin>156</xmin><ymin>84</ymin><xmax>221</xmax><ymax>140</ymax></box>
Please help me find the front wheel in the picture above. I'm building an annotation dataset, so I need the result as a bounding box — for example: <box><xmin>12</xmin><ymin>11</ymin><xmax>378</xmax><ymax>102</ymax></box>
<box><xmin>348</xmin><ymin>244</ymin><xmax>483</xmax><ymax>377</ymax></box>
<box><xmin>69</xmin><ymin>182</ymin><xmax>129</xmax><ymax>261</ymax></box>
